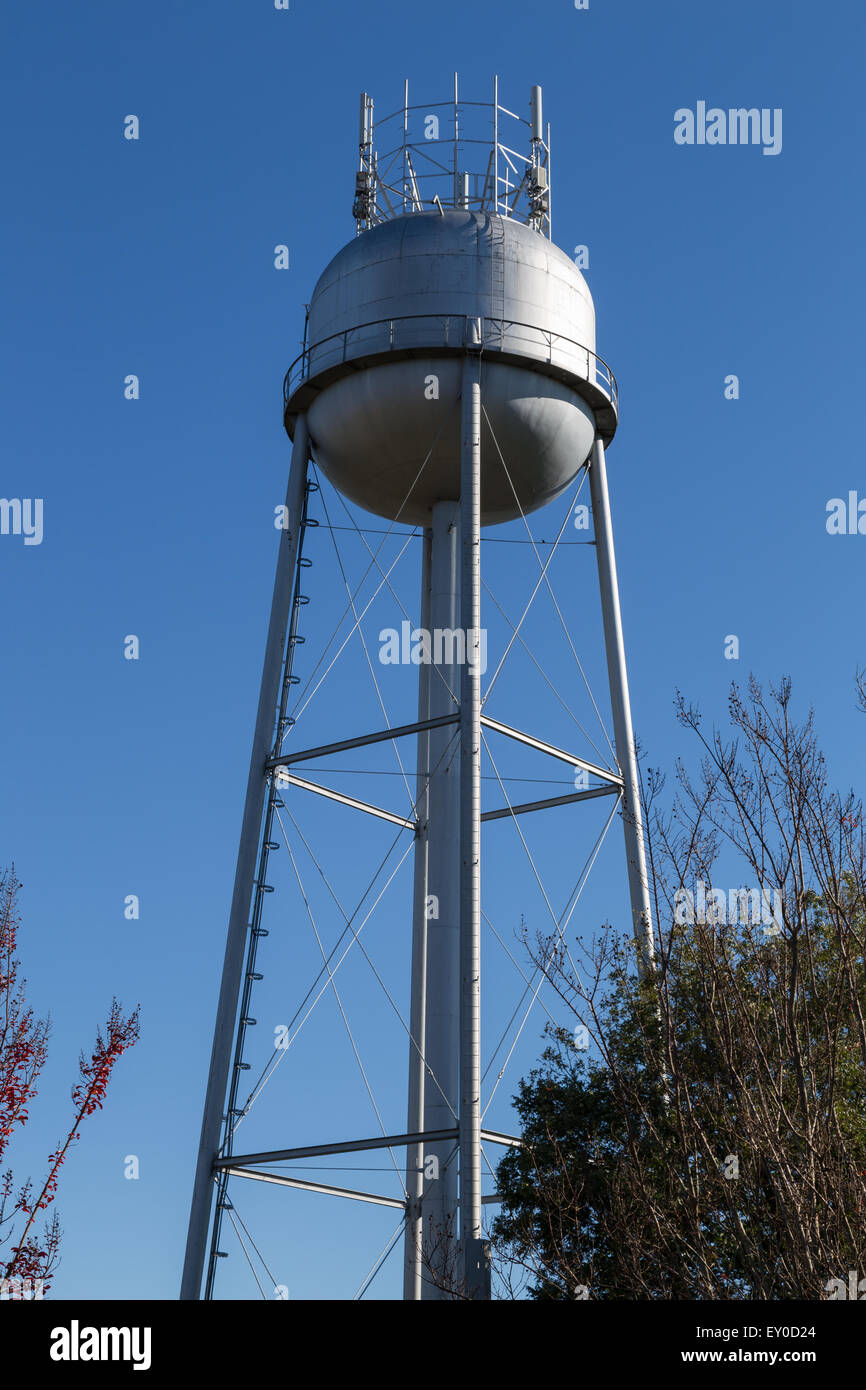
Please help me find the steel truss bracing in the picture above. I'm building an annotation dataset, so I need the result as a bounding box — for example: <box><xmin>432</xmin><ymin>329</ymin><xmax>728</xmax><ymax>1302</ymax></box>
<box><xmin>181</xmin><ymin>365</ymin><xmax>654</xmax><ymax>1301</ymax></box>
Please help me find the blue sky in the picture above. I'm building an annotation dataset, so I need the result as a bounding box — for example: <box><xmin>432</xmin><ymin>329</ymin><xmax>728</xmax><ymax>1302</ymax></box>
<box><xmin>1</xmin><ymin>0</ymin><xmax>864</xmax><ymax>1300</ymax></box>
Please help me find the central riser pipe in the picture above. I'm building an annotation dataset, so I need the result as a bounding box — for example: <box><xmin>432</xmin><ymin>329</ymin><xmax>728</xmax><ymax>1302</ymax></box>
<box><xmin>420</xmin><ymin>500</ymin><xmax>462</xmax><ymax>1296</ymax></box>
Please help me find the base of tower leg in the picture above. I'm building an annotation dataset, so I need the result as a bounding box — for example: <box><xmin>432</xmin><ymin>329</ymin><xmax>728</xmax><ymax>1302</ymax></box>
<box><xmin>462</xmin><ymin>1237</ymin><xmax>492</xmax><ymax>1300</ymax></box>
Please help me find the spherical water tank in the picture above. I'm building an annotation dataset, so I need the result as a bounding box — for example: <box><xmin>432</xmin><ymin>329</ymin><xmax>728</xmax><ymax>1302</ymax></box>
<box><xmin>284</xmin><ymin>210</ymin><xmax>617</xmax><ymax>527</ymax></box>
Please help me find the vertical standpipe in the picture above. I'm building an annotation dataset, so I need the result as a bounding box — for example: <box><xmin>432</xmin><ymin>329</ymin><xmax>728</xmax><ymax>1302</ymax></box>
<box><xmin>404</xmin><ymin>342</ymin><xmax>488</xmax><ymax>1299</ymax></box>
<box><xmin>404</xmin><ymin>529</ymin><xmax>432</xmax><ymax>1301</ymax></box>
<box><xmin>587</xmin><ymin>438</ymin><xmax>655</xmax><ymax>973</ymax></box>
<box><xmin>181</xmin><ymin>418</ymin><xmax>310</xmax><ymax>1300</ymax></box>
<box><xmin>459</xmin><ymin>345</ymin><xmax>485</xmax><ymax>1295</ymax></box>
<box><xmin>418</xmin><ymin>500</ymin><xmax>462</xmax><ymax>1296</ymax></box>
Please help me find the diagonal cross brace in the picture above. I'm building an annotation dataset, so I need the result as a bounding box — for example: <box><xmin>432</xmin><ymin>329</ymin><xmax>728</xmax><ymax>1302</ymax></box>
<box><xmin>480</xmin><ymin>715</ymin><xmax>623</xmax><ymax>786</ymax></box>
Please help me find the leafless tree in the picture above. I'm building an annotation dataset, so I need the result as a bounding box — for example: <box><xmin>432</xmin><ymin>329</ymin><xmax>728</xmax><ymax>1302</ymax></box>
<box><xmin>493</xmin><ymin>678</ymin><xmax>866</xmax><ymax>1300</ymax></box>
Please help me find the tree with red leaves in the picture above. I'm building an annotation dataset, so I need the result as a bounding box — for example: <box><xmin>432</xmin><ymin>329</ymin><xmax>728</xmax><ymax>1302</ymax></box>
<box><xmin>0</xmin><ymin>867</ymin><xmax>139</xmax><ymax>1295</ymax></box>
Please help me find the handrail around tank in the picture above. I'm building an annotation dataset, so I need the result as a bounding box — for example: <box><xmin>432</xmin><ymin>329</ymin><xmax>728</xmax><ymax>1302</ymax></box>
<box><xmin>282</xmin><ymin>313</ymin><xmax>618</xmax><ymax>413</ymax></box>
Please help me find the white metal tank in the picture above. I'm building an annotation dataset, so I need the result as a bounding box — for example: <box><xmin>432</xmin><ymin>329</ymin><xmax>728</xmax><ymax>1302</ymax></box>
<box><xmin>284</xmin><ymin>209</ymin><xmax>617</xmax><ymax>527</ymax></box>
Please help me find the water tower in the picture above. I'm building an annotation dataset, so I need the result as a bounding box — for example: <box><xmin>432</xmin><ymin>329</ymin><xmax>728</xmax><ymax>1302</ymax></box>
<box><xmin>181</xmin><ymin>77</ymin><xmax>654</xmax><ymax>1301</ymax></box>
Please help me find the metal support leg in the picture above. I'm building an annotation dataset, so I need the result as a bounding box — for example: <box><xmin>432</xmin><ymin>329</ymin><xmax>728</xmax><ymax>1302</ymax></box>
<box><xmin>181</xmin><ymin>417</ymin><xmax>310</xmax><ymax>1299</ymax></box>
<box><xmin>587</xmin><ymin>437</ymin><xmax>655</xmax><ymax>974</ymax></box>
<box><xmin>404</xmin><ymin>529</ymin><xmax>432</xmax><ymax>1300</ymax></box>
<box><xmin>459</xmin><ymin>344</ymin><xmax>488</xmax><ymax>1297</ymax></box>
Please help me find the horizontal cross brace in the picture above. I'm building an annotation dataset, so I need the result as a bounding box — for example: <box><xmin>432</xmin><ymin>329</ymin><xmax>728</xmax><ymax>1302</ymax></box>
<box><xmin>213</xmin><ymin>1128</ymin><xmax>460</xmax><ymax>1169</ymax></box>
<box><xmin>480</xmin><ymin>1129</ymin><xmax>524</xmax><ymax>1148</ymax></box>
<box><xmin>276</xmin><ymin>775</ymin><xmax>615</xmax><ymax>832</ymax></box>
<box><xmin>481</xmin><ymin>783</ymin><xmax>621</xmax><ymax>823</ymax></box>
<box><xmin>268</xmin><ymin>714</ymin><xmax>459</xmax><ymax>769</ymax></box>
<box><xmin>225</xmin><ymin>1167</ymin><xmax>406</xmax><ymax>1210</ymax></box>
<box><xmin>480</xmin><ymin>715</ymin><xmax>622</xmax><ymax>787</ymax></box>
<box><xmin>227</xmin><ymin>1167</ymin><xmax>502</xmax><ymax>1211</ymax></box>
<box><xmin>275</xmin><ymin>772</ymin><xmax>416</xmax><ymax>830</ymax></box>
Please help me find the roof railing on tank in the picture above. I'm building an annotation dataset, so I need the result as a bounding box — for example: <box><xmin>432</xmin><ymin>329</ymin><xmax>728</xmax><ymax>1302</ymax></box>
<box><xmin>282</xmin><ymin>313</ymin><xmax>618</xmax><ymax>415</ymax></box>
<box><xmin>354</xmin><ymin>76</ymin><xmax>552</xmax><ymax>237</ymax></box>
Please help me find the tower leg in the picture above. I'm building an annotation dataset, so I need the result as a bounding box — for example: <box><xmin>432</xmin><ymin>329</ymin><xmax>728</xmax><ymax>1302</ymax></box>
<box><xmin>180</xmin><ymin>417</ymin><xmax>310</xmax><ymax>1300</ymax></box>
<box><xmin>459</xmin><ymin>345</ymin><xmax>488</xmax><ymax>1297</ymax></box>
<box><xmin>420</xmin><ymin>499</ymin><xmax>462</xmax><ymax>1296</ymax></box>
<box><xmin>403</xmin><ymin>529</ymin><xmax>432</xmax><ymax>1301</ymax></box>
<box><xmin>587</xmin><ymin>437</ymin><xmax>656</xmax><ymax>973</ymax></box>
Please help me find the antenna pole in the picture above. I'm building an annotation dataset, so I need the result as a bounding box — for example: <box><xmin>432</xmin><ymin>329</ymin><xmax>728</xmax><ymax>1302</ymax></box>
<box><xmin>453</xmin><ymin>72</ymin><xmax>459</xmax><ymax>207</ymax></box>
<box><xmin>493</xmin><ymin>75</ymin><xmax>499</xmax><ymax>216</ymax></box>
<box><xmin>547</xmin><ymin>119</ymin><xmax>552</xmax><ymax>238</ymax></box>
<box><xmin>403</xmin><ymin>79</ymin><xmax>409</xmax><ymax>213</ymax></box>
